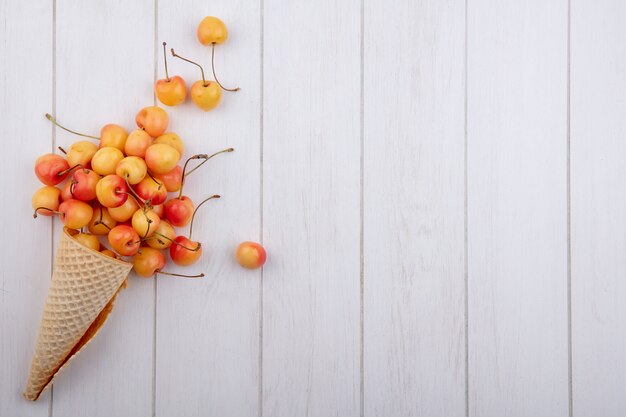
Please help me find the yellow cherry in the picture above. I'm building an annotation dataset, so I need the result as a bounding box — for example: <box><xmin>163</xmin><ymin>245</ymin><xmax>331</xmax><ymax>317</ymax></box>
<box><xmin>73</xmin><ymin>232</ymin><xmax>100</xmax><ymax>252</ymax></box>
<box><xmin>155</xmin><ymin>42</ymin><xmax>187</xmax><ymax>107</ymax></box>
<box><xmin>197</xmin><ymin>16</ymin><xmax>228</xmax><ymax>45</ymax></box>
<box><xmin>116</xmin><ymin>156</ymin><xmax>148</xmax><ymax>185</ymax></box>
<box><xmin>154</xmin><ymin>132</ymin><xmax>184</xmax><ymax>155</ymax></box>
<box><xmin>66</xmin><ymin>141</ymin><xmax>98</xmax><ymax>167</ymax></box>
<box><xmin>190</xmin><ymin>81</ymin><xmax>221</xmax><ymax>111</ymax></box>
<box><xmin>91</xmin><ymin>146</ymin><xmax>124</xmax><ymax>176</ymax></box>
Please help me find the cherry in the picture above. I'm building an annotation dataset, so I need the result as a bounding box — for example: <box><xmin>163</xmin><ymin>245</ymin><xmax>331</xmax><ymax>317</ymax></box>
<box><xmin>34</xmin><ymin>198</ymin><xmax>93</xmax><ymax>230</ymax></box>
<box><xmin>95</xmin><ymin>175</ymin><xmax>128</xmax><ymax>208</ymax></box>
<box><xmin>45</xmin><ymin>113</ymin><xmax>128</xmax><ymax>151</ymax></box>
<box><xmin>196</xmin><ymin>16</ymin><xmax>240</xmax><ymax>92</ymax></box>
<box><xmin>88</xmin><ymin>204</ymin><xmax>117</xmax><ymax>235</ymax></box>
<box><xmin>236</xmin><ymin>242</ymin><xmax>267</xmax><ymax>269</ymax></box>
<box><xmin>108</xmin><ymin>196</ymin><xmax>140</xmax><ymax>222</ymax></box>
<box><xmin>169</xmin><ymin>195</ymin><xmax>219</xmax><ymax>266</ymax></box>
<box><xmin>144</xmin><ymin>143</ymin><xmax>180</xmax><ymax>175</ymax></box>
<box><xmin>125</xmin><ymin>130</ymin><xmax>153</xmax><ymax>158</ymax></box>
<box><xmin>155</xmin><ymin>42</ymin><xmax>187</xmax><ymax>107</ymax></box>
<box><xmin>91</xmin><ymin>146</ymin><xmax>124</xmax><ymax>176</ymax></box>
<box><xmin>171</xmin><ymin>48</ymin><xmax>221</xmax><ymax>111</ymax></box>
<box><xmin>71</xmin><ymin>168</ymin><xmax>100</xmax><ymax>202</ymax></box>
<box><xmin>35</xmin><ymin>153</ymin><xmax>70</xmax><ymax>186</ymax></box>
<box><xmin>154</xmin><ymin>132</ymin><xmax>183</xmax><ymax>155</ymax></box>
<box><xmin>116</xmin><ymin>156</ymin><xmax>148</xmax><ymax>185</ymax></box>
<box><xmin>136</xmin><ymin>106</ymin><xmax>169</xmax><ymax>137</ymax></box>
<box><xmin>66</xmin><ymin>141</ymin><xmax>98</xmax><ymax>167</ymax></box>
<box><xmin>134</xmin><ymin>175</ymin><xmax>167</xmax><ymax>206</ymax></box>
<box><xmin>31</xmin><ymin>186</ymin><xmax>61</xmax><ymax>216</ymax></box>
<box><xmin>108</xmin><ymin>225</ymin><xmax>140</xmax><ymax>256</ymax></box>
<box><xmin>73</xmin><ymin>232</ymin><xmax>100</xmax><ymax>251</ymax></box>
<box><xmin>133</xmin><ymin>247</ymin><xmax>203</xmax><ymax>278</ymax></box>
<box><xmin>131</xmin><ymin>207</ymin><xmax>160</xmax><ymax>238</ymax></box>
<box><xmin>164</xmin><ymin>196</ymin><xmax>194</xmax><ymax>227</ymax></box>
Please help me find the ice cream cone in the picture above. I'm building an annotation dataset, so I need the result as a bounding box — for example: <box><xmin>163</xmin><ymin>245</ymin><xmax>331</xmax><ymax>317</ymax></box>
<box><xmin>23</xmin><ymin>227</ymin><xmax>132</xmax><ymax>401</ymax></box>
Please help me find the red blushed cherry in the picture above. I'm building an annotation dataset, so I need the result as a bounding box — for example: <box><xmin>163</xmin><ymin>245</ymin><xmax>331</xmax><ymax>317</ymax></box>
<box><xmin>168</xmin><ymin>194</ymin><xmax>220</xmax><ymax>266</ymax></box>
<box><xmin>134</xmin><ymin>246</ymin><xmax>204</xmax><ymax>278</ymax></box>
<box><xmin>153</xmin><ymin>165</ymin><xmax>183</xmax><ymax>193</ymax></box>
<box><xmin>35</xmin><ymin>153</ymin><xmax>71</xmax><ymax>186</ymax></box>
<box><xmin>164</xmin><ymin>196</ymin><xmax>194</xmax><ymax>227</ymax></box>
<box><xmin>60</xmin><ymin>180</ymin><xmax>74</xmax><ymax>201</ymax></box>
<box><xmin>236</xmin><ymin>241</ymin><xmax>267</xmax><ymax>269</ymax></box>
<box><xmin>34</xmin><ymin>198</ymin><xmax>93</xmax><ymax>230</ymax></box>
<box><xmin>169</xmin><ymin>236</ymin><xmax>202</xmax><ymax>266</ymax></box>
<box><xmin>134</xmin><ymin>176</ymin><xmax>167</xmax><ymax>205</ymax></box>
<box><xmin>108</xmin><ymin>225</ymin><xmax>140</xmax><ymax>256</ymax></box>
<box><xmin>71</xmin><ymin>168</ymin><xmax>100</xmax><ymax>201</ymax></box>
<box><xmin>96</xmin><ymin>175</ymin><xmax>128</xmax><ymax>208</ymax></box>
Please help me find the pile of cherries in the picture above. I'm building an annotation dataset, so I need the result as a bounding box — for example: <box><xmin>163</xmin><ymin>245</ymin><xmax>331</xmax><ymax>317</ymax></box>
<box><xmin>31</xmin><ymin>16</ymin><xmax>267</xmax><ymax>278</ymax></box>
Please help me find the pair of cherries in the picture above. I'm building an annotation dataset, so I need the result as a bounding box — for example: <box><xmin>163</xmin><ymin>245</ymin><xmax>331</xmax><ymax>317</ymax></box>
<box><xmin>155</xmin><ymin>16</ymin><xmax>239</xmax><ymax>111</ymax></box>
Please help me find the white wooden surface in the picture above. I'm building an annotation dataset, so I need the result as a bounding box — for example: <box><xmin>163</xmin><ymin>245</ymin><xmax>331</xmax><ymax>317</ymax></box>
<box><xmin>1</xmin><ymin>1</ymin><xmax>626</xmax><ymax>416</ymax></box>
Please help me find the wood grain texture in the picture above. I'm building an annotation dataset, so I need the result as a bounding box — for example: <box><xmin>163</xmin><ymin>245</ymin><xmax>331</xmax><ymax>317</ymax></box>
<box><xmin>50</xmin><ymin>2</ymin><xmax>155</xmax><ymax>416</ymax></box>
<box><xmin>0</xmin><ymin>1</ymin><xmax>53</xmax><ymax>416</ymax></box>
<box><xmin>262</xmin><ymin>0</ymin><xmax>361</xmax><ymax>415</ymax></box>
<box><xmin>155</xmin><ymin>2</ymin><xmax>260</xmax><ymax>417</ymax></box>
<box><xmin>467</xmin><ymin>1</ymin><xmax>569</xmax><ymax>416</ymax></box>
<box><xmin>571</xmin><ymin>2</ymin><xmax>626</xmax><ymax>416</ymax></box>
<box><xmin>363</xmin><ymin>0</ymin><xmax>466</xmax><ymax>416</ymax></box>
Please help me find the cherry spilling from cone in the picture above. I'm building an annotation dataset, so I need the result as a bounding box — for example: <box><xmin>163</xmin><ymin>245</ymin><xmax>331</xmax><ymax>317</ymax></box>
<box><xmin>32</xmin><ymin>16</ymin><xmax>266</xmax><ymax>279</ymax></box>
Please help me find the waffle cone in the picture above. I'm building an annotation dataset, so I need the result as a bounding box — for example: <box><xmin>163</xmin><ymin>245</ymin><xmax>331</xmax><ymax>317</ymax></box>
<box><xmin>23</xmin><ymin>227</ymin><xmax>132</xmax><ymax>401</ymax></box>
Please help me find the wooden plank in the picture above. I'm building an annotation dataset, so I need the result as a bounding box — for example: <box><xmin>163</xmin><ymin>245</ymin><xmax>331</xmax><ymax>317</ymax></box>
<box><xmin>262</xmin><ymin>1</ymin><xmax>361</xmax><ymax>416</ymax></box>
<box><xmin>0</xmin><ymin>1</ymin><xmax>53</xmax><ymax>416</ymax></box>
<box><xmin>571</xmin><ymin>2</ymin><xmax>626</xmax><ymax>416</ymax></box>
<box><xmin>467</xmin><ymin>1</ymin><xmax>569</xmax><ymax>416</ymax></box>
<box><xmin>51</xmin><ymin>2</ymin><xmax>155</xmax><ymax>416</ymax></box>
<box><xmin>363</xmin><ymin>0</ymin><xmax>466</xmax><ymax>416</ymax></box>
<box><xmin>154</xmin><ymin>2</ymin><xmax>261</xmax><ymax>417</ymax></box>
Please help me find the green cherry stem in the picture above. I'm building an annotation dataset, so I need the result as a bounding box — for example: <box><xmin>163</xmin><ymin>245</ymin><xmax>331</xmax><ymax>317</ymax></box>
<box><xmin>211</xmin><ymin>42</ymin><xmax>240</xmax><ymax>92</ymax></box>
<box><xmin>188</xmin><ymin>194</ymin><xmax>220</xmax><ymax>241</ymax></box>
<box><xmin>171</xmin><ymin>48</ymin><xmax>207</xmax><ymax>86</ymax></box>
<box><xmin>45</xmin><ymin>113</ymin><xmax>99</xmax><ymax>140</ymax></box>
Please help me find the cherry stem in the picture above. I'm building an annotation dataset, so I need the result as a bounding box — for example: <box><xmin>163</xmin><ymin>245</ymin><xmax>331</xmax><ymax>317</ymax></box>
<box><xmin>185</xmin><ymin>148</ymin><xmax>234</xmax><ymax>177</ymax></box>
<box><xmin>154</xmin><ymin>231</ymin><xmax>201</xmax><ymax>251</ymax></box>
<box><xmin>57</xmin><ymin>163</ymin><xmax>87</xmax><ymax>177</ymax></box>
<box><xmin>179</xmin><ymin>154</ymin><xmax>208</xmax><ymax>199</ymax></box>
<box><xmin>45</xmin><ymin>113</ymin><xmax>99</xmax><ymax>140</ymax></box>
<box><xmin>157</xmin><ymin>270</ymin><xmax>205</xmax><ymax>279</ymax></box>
<box><xmin>146</xmin><ymin>171</ymin><xmax>163</xmax><ymax>189</ymax></box>
<box><xmin>171</xmin><ymin>48</ymin><xmax>206</xmax><ymax>86</ymax></box>
<box><xmin>162</xmin><ymin>42</ymin><xmax>170</xmax><ymax>81</ymax></box>
<box><xmin>179</xmin><ymin>148</ymin><xmax>234</xmax><ymax>199</ymax></box>
<box><xmin>69</xmin><ymin>179</ymin><xmax>77</xmax><ymax>198</ymax></box>
<box><xmin>211</xmin><ymin>43</ymin><xmax>240</xmax><ymax>92</ymax></box>
<box><xmin>33</xmin><ymin>207</ymin><xmax>61</xmax><ymax>218</ymax></box>
<box><xmin>116</xmin><ymin>190</ymin><xmax>146</xmax><ymax>208</ymax></box>
<box><xmin>123</xmin><ymin>177</ymin><xmax>148</xmax><ymax>205</ymax></box>
<box><xmin>188</xmin><ymin>195</ymin><xmax>220</xmax><ymax>240</ymax></box>
<box><xmin>57</xmin><ymin>146</ymin><xmax>67</xmax><ymax>154</ymax></box>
